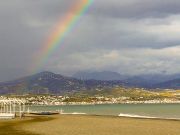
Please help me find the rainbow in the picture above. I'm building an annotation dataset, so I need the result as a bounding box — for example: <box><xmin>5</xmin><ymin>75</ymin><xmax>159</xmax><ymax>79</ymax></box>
<box><xmin>31</xmin><ymin>0</ymin><xmax>93</xmax><ymax>73</ymax></box>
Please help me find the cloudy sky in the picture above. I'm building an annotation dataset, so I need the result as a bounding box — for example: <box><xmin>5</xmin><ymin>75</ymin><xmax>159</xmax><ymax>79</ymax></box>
<box><xmin>0</xmin><ymin>0</ymin><xmax>180</xmax><ymax>81</ymax></box>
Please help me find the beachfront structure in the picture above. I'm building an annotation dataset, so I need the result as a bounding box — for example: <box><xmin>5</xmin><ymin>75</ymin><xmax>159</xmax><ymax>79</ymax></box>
<box><xmin>0</xmin><ymin>99</ymin><xmax>25</xmax><ymax>119</ymax></box>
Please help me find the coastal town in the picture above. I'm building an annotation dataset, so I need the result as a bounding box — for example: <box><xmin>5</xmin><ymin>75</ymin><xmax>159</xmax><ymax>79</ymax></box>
<box><xmin>1</xmin><ymin>92</ymin><xmax>180</xmax><ymax>106</ymax></box>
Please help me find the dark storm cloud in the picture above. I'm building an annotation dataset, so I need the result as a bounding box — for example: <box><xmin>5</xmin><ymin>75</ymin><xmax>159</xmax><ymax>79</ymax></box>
<box><xmin>0</xmin><ymin>0</ymin><xmax>180</xmax><ymax>81</ymax></box>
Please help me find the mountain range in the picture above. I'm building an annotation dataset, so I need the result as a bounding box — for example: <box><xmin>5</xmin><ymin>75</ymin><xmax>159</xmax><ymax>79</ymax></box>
<box><xmin>0</xmin><ymin>71</ymin><xmax>125</xmax><ymax>94</ymax></box>
<box><xmin>0</xmin><ymin>71</ymin><xmax>180</xmax><ymax>94</ymax></box>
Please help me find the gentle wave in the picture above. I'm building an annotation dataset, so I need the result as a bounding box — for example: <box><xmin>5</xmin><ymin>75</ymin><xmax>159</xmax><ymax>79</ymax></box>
<box><xmin>119</xmin><ymin>113</ymin><xmax>157</xmax><ymax>119</ymax></box>
<box><xmin>61</xmin><ymin>112</ymin><xmax>86</xmax><ymax>115</ymax></box>
<box><xmin>118</xmin><ymin>113</ymin><xmax>180</xmax><ymax>120</ymax></box>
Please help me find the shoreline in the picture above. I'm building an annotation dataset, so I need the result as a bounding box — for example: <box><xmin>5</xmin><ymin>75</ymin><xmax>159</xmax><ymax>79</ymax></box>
<box><xmin>23</xmin><ymin>112</ymin><xmax>180</xmax><ymax>122</ymax></box>
<box><xmin>25</xmin><ymin>111</ymin><xmax>180</xmax><ymax>121</ymax></box>
<box><xmin>1</xmin><ymin>112</ymin><xmax>180</xmax><ymax>122</ymax></box>
<box><xmin>58</xmin><ymin>113</ymin><xmax>180</xmax><ymax>121</ymax></box>
<box><xmin>25</xmin><ymin>103</ymin><xmax>180</xmax><ymax>121</ymax></box>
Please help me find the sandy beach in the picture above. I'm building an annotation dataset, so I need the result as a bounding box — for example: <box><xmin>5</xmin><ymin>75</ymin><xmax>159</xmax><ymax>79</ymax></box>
<box><xmin>0</xmin><ymin>114</ymin><xmax>180</xmax><ymax>135</ymax></box>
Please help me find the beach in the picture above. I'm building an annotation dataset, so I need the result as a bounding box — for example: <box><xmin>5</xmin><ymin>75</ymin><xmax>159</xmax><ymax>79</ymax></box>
<box><xmin>0</xmin><ymin>115</ymin><xmax>180</xmax><ymax>135</ymax></box>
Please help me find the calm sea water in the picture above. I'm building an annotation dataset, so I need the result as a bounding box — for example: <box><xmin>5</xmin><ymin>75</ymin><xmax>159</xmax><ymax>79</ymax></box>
<box><xmin>27</xmin><ymin>104</ymin><xmax>180</xmax><ymax>119</ymax></box>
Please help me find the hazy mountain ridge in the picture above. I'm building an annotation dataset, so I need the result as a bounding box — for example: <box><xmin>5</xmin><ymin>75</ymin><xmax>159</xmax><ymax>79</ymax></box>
<box><xmin>73</xmin><ymin>71</ymin><xmax>180</xmax><ymax>89</ymax></box>
<box><xmin>0</xmin><ymin>71</ymin><xmax>180</xmax><ymax>95</ymax></box>
<box><xmin>154</xmin><ymin>78</ymin><xmax>180</xmax><ymax>89</ymax></box>
<box><xmin>73</xmin><ymin>71</ymin><xmax>129</xmax><ymax>81</ymax></box>
<box><xmin>0</xmin><ymin>71</ymin><xmax>125</xmax><ymax>94</ymax></box>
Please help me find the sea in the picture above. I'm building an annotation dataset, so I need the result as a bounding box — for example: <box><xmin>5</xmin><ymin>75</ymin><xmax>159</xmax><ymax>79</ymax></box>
<box><xmin>27</xmin><ymin>104</ymin><xmax>180</xmax><ymax>119</ymax></box>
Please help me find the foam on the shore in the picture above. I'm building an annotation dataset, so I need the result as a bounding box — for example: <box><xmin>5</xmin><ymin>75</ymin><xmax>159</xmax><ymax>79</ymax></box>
<box><xmin>118</xmin><ymin>113</ymin><xmax>180</xmax><ymax>120</ymax></box>
<box><xmin>119</xmin><ymin>113</ymin><xmax>157</xmax><ymax>119</ymax></box>
<box><xmin>61</xmin><ymin>112</ymin><xmax>86</xmax><ymax>115</ymax></box>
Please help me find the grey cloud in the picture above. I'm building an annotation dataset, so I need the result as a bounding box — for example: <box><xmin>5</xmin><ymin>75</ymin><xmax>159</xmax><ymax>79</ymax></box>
<box><xmin>44</xmin><ymin>46</ymin><xmax>180</xmax><ymax>76</ymax></box>
<box><xmin>0</xmin><ymin>0</ymin><xmax>180</xmax><ymax>81</ymax></box>
<box><xmin>55</xmin><ymin>16</ymin><xmax>180</xmax><ymax>52</ymax></box>
<box><xmin>91</xmin><ymin>0</ymin><xmax>180</xmax><ymax>19</ymax></box>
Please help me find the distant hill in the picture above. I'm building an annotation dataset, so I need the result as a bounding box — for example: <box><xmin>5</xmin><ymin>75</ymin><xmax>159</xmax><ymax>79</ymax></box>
<box><xmin>132</xmin><ymin>74</ymin><xmax>180</xmax><ymax>84</ymax></box>
<box><xmin>73</xmin><ymin>71</ymin><xmax>129</xmax><ymax>81</ymax></box>
<box><xmin>0</xmin><ymin>71</ymin><xmax>82</xmax><ymax>94</ymax></box>
<box><xmin>154</xmin><ymin>78</ymin><xmax>180</xmax><ymax>89</ymax></box>
<box><xmin>0</xmin><ymin>71</ymin><xmax>125</xmax><ymax>94</ymax></box>
<box><xmin>124</xmin><ymin>74</ymin><xmax>180</xmax><ymax>88</ymax></box>
<box><xmin>124</xmin><ymin>76</ymin><xmax>153</xmax><ymax>88</ymax></box>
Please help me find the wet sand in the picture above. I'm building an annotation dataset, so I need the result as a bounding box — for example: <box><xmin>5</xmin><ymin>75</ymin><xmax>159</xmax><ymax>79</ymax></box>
<box><xmin>1</xmin><ymin>115</ymin><xmax>180</xmax><ymax>135</ymax></box>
